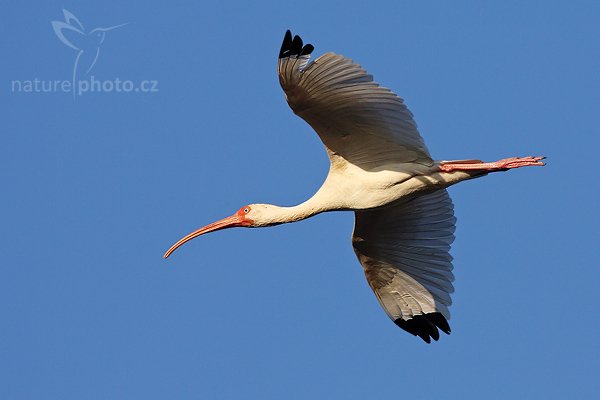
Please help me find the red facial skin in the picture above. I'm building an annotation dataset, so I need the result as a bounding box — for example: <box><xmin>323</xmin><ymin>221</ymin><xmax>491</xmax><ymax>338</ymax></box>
<box><xmin>236</xmin><ymin>206</ymin><xmax>255</xmax><ymax>227</ymax></box>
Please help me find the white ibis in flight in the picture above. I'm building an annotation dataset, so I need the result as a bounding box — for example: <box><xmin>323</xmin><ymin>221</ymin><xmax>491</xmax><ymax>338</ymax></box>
<box><xmin>164</xmin><ymin>31</ymin><xmax>544</xmax><ymax>343</ymax></box>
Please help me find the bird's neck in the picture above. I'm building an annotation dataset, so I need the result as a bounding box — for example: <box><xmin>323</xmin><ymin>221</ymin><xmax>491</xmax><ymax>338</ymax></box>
<box><xmin>263</xmin><ymin>197</ymin><xmax>333</xmax><ymax>226</ymax></box>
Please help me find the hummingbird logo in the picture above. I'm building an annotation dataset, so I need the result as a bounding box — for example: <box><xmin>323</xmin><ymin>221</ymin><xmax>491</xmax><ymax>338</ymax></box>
<box><xmin>51</xmin><ymin>9</ymin><xmax>127</xmax><ymax>98</ymax></box>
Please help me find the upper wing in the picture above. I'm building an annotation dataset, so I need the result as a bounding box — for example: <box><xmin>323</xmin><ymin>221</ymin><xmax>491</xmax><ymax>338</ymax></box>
<box><xmin>352</xmin><ymin>189</ymin><xmax>456</xmax><ymax>343</ymax></box>
<box><xmin>277</xmin><ymin>30</ymin><xmax>432</xmax><ymax>170</ymax></box>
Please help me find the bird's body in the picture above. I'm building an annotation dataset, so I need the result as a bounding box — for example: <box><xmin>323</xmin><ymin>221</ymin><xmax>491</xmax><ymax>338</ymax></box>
<box><xmin>316</xmin><ymin>159</ymin><xmax>475</xmax><ymax>210</ymax></box>
<box><xmin>164</xmin><ymin>31</ymin><xmax>544</xmax><ymax>343</ymax></box>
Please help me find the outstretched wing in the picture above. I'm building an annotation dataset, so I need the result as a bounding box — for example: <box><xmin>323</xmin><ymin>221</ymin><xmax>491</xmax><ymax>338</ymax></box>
<box><xmin>277</xmin><ymin>30</ymin><xmax>432</xmax><ymax>170</ymax></box>
<box><xmin>352</xmin><ymin>189</ymin><xmax>456</xmax><ymax>343</ymax></box>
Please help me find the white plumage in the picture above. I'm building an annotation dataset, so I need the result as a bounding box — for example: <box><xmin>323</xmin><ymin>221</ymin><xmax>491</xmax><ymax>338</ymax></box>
<box><xmin>164</xmin><ymin>30</ymin><xmax>544</xmax><ymax>343</ymax></box>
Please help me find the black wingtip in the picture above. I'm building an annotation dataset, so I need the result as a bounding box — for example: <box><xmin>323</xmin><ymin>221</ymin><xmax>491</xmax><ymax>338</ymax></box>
<box><xmin>300</xmin><ymin>44</ymin><xmax>314</xmax><ymax>56</ymax></box>
<box><xmin>279</xmin><ymin>30</ymin><xmax>293</xmax><ymax>58</ymax></box>
<box><xmin>426</xmin><ymin>312</ymin><xmax>451</xmax><ymax>335</ymax></box>
<box><xmin>279</xmin><ymin>30</ymin><xmax>314</xmax><ymax>59</ymax></box>
<box><xmin>394</xmin><ymin>312</ymin><xmax>451</xmax><ymax>343</ymax></box>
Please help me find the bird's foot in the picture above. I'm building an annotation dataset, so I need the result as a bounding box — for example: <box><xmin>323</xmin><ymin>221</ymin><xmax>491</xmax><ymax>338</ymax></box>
<box><xmin>439</xmin><ymin>156</ymin><xmax>546</xmax><ymax>173</ymax></box>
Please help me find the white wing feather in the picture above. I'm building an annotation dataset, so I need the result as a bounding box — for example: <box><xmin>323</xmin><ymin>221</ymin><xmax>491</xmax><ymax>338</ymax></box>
<box><xmin>278</xmin><ymin>34</ymin><xmax>432</xmax><ymax>170</ymax></box>
<box><xmin>352</xmin><ymin>189</ymin><xmax>456</xmax><ymax>342</ymax></box>
<box><xmin>278</xmin><ymin>32</ymin><xmax>453</xmax><ymax>343</ymax></box>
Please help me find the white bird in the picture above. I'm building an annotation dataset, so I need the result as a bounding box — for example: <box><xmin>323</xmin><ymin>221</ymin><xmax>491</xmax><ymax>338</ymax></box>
<box><xmin>164</xmin><ymin>31</ymin><xmax>544</xmax><ymax>343</ymax></box>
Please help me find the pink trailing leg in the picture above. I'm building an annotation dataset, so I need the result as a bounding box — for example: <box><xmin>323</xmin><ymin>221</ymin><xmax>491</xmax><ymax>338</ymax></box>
<box><xmin>439</xmin><ymin>156</ymin><xmax>546</xmax><ymax>173</ymax></box>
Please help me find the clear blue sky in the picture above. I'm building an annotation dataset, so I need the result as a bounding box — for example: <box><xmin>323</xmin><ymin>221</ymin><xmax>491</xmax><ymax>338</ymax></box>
<box><xmin>3</xmin><ymin>1</ymin><xmax>599</xmax><ymax>399</ymax></box>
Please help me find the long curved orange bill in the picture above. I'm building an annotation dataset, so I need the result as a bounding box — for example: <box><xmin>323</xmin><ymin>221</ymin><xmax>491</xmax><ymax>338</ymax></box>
<box><xmin>163</xmin><ymin>214</ymin><xmax>244</xmax><ymax>259</ymax></box>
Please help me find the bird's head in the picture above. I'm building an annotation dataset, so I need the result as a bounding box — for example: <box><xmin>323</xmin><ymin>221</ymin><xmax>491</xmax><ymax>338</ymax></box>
<box><xmin>163</xmin><ymin>204</ymin><xmax>281</xmax><ymax>259</ymax></box>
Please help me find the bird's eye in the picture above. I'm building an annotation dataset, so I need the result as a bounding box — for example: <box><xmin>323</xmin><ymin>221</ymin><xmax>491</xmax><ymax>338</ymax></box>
<box><xmin>243</xmin><ymin>207</ymin><xmax>250</xmax><ymax>214</ymax></box>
